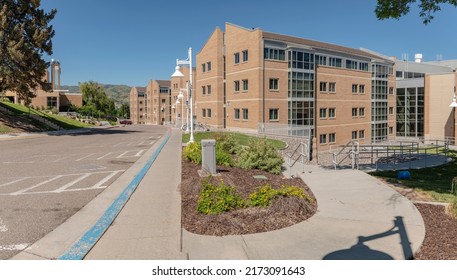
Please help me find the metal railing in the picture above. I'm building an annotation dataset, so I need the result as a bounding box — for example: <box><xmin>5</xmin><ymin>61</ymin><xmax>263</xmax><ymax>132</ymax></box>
<box><xmin>332</xmin><ymin>140</ymin><xmax>360</xmax><ymax>170</ymax></box>
<box><xmin>287</xmin><ymin>141</ymin><xmax>309</xmax><ymax>176</ymax></box>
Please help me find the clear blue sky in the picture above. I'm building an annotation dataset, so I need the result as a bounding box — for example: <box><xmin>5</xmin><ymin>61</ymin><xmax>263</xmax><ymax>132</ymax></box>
<box><xmin>41</xmin><ymin>0</ymin><xmax>457</xmax><ymax>86</ymax></box>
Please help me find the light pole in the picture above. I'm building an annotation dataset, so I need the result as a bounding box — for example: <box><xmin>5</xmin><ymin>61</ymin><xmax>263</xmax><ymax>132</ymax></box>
<box><xmin>450</xmin><ymin>83</ymin><xmax>457</xmax><ymax>144</ymax></box>
<box><xmin>171</xmin><ymin>47</ymin><xmax>194</xmax><ymax>143</ymax></box>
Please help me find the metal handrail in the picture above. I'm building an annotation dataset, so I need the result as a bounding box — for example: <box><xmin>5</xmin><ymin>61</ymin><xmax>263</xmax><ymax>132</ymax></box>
<box><xmin>287</xmin><ymin>142</ymin><xmax>309</xmax><ymax>176</ymax></box>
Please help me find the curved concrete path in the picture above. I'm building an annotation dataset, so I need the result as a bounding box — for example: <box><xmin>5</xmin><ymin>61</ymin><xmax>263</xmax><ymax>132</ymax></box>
<box><xmin>182</xmin><ymin>165</ymin><xmax>425</xmax><ymax>260</ymax></box>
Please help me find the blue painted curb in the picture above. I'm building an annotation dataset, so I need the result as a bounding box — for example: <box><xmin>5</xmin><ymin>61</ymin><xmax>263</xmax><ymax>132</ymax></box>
<box><xmin>58</xmin><ymin>129</ymin><xmax>172</xmax><ymax>260</ymax></box>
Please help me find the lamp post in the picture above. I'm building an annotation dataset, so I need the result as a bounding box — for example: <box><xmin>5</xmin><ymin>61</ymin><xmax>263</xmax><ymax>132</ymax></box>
<box><xmin>171</xmin><ymin>47</ymin><xmax>194</xmax><ymax>143</ymax></box>
<box><xmin>450</xmin><ymin>84</ymin><xmax>457</xmax><ymax>144</ymax></box>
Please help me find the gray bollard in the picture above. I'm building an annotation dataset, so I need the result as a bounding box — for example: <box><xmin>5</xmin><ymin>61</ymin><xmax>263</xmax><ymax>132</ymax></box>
<box><xmin>201</xmin><ymin>139</ymin><xmax>217</xmax><ymax>175</ymax></box>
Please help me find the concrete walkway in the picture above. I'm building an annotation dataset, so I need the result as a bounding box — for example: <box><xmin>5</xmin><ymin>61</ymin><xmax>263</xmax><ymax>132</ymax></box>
<box><xmin>12</xmin><ymin>128</ymin><xmax>426</xmax><ymax>260</ymax></box>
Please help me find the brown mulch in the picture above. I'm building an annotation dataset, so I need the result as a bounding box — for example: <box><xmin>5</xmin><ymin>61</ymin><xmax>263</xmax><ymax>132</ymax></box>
<box><xmin>0</xmin><ymin>112</ymin><xmax>46</xmax><ymax>133</ymax></box>
<box><xmin>413</xmin><ymin>203</ymin><xmax>457</xmax><ymax>260</ymax></box>
<box><xmin>181</xmin><ymin>159</ymin><xmax>317</xmax><ymax>236</ymax></box>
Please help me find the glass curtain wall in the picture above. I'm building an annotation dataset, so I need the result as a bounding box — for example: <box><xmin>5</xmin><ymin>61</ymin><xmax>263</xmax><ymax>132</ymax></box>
<box><xmin>396</xmin><ymin>87</ymin><xmax>424</xmax><ymax>137</ymax></box>
<box><xmin>288</xmin><ymin>50</ymin><xmax>315</xmax><ymax>137</ymax></box>
<box><xmin>371</xmin><ymin>64</ymin><xmax>390</xmax><ymax>142</ymax></box>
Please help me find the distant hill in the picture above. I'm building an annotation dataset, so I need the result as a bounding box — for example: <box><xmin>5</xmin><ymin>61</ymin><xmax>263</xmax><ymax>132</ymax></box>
<box><xmin>61</xmin><ymin>84</ymin><xmax>131</xmax><ymax>105</ymax></box>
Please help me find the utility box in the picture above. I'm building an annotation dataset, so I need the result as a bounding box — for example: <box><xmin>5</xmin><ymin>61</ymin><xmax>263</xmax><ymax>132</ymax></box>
<box><xmin>201</xmin><ymin>139</ymin><xmax>217</xmax><ymax>175</ymax></box>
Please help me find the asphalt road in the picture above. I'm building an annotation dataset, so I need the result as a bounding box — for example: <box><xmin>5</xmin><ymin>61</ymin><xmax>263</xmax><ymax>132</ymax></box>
<box><xmin>0</xmin><ymin>125</ymin><xmax>167</xmax><ymax>259</ymax></box>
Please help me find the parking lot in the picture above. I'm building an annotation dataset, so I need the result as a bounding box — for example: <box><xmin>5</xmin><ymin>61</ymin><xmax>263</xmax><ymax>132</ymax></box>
<box><xmin>0</xmin><ymin>125</ymin><xmax>167</xmax><ymax>259</ymax></box>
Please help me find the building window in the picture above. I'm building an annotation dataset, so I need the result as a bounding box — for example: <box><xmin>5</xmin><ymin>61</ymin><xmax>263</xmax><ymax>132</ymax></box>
<box><xmin>159</xmin><ymin>87</ymin><xmax>169</xmax><ymax>93</ymax></box>
<box><xmin>389</xmin><ymin>87</ymin><xmax>394</xmax><ymax>95</ymax></box>
<box><xmin>359</xmin><ymin>85</ymin><xmax>365</xmax><ymax>94</ymax></box>
<box><xmin>207</xmin><ymin>108</ymin><xmax>212</xmax><ymax>118</ymax></box>
<box><xmin>207</xmin><ymin>85</ymin><xmax>211</xmax><ymax>95</ymax></box>
<box><xmin>202</xmin><ymin>63</ymin><xmax>206</xmax><ymax>73</ymax></box>
<box><xmin>242</xmin><ymin>108</ymin><xmax>249</xmax><ymax>120</ymax></box>
<box><xmin>242</xmin><ymin>50</ymin><xmax>248</xmax><ymax>62</ymax></box>
<box><xmin>47</xmin><ymin>97</ymin><xmax>57</xmax><ymax>108</ymax></box>
<box><xmin>389</xmin><ymin>127</ymin><xmax>394</xmax><ymax>134</ymax></box>
<box><xmin>234</xmin><ymin>52</ymin><xmax>240</xmax><ymax>64</ymax></box>
<box><xmin>319</xmin><ymin>108</ymin><xmax>327</xmax><ymax>119</ymax></box>
<box><xmin>202</xmin><ymin>86</ymin><xmax>206</xmax><ymax>95</ymax></box>
<box><xmin>352</xmin><ymin>84</ymin><xmax>358</xmax><ymax>93</ymax></box>
<box><xmin>242</xmin><ymin>79</ymin><xmax>249</xmax><ymax>91</ymax></box>
<box><xmin>139</xmin><ymin>101</ymin><xmax>143</xmax><ymax>104</ymax></box>
<box><xmin>207</xmin><ymin>62</ymin><xmax>211</xmax><ymax>71</ymax></box>
<box><xmin>359</xmin><ymin>62</ymin><xmax>369</xmax><ymax>71</ymax></box>
<box><xmin>329</xmin><ymin>108</ymin><xmax>336</xmax><ymax>118</ymax></box>
<box><xmin>346</xmin><ymin>59</ymin><xmax>357</xmax><ymax>70</ymax></box>
<box><xmin>359</xmin><ymin>130</ymin><xmax>365</xmax><ymax>139</ymax></box>
<box><xmin>234</xmin><ymin>80</ymin><xmax>240</xmax><ymax>92</ymax></box>
<box><xmin>264</xmin><ymin>48</ymin><xmax>286</xmax><ymax>61</ymax></box>
<box><xmin>329</xmin><ymin>133</ymin><xmax>336</xmax><ymax>143</ymax></box>
<box><xmin>202</xmin><ymin>109</ymin><xmax>206</xmax><ymax>118</ymax></box>
<box><xmin>352</xmin><ymin>131</ymin><xmax>358</xmax><ymax>140</ymax></box>
<box><xmin>329</xmin><ymin>82</ymin><xmax>336</xmax><ymax>93</ymax></box>
<box><xmin>316</xmin><ymin>55</ymin><xmax>327</xmax><ymax>66</ymax></box>
<box><xmin>352</xmin><ymin>107</ymin><xmax>358</xmax><ymax>117</ymax></box>
<box><xmin>269</xmin><ymin>109</ymin><xmax>279</xmax><ymax>121</ymax></box>
<box><xmin>329</xmin><ymin>57</ymin><xmax>342</xmax><ymax>68</ymax></box>
<box><xmin>389</xmin><ymin>107</ymin><xmax>394</xmax><ymax>115</ymax></box>
<box><xmin>234</xmin><ymin>108</ymin><xmax>240</xmax><ymax>120</ymax></box>
<box><xmin>359</xmin><ymin>107</ymin><xmax>365</xmax><ymax>117</ymax></box>
<box><xmin>320</xmin><ymin>82</ymin><xmax>327</xmax><ymax>92</ymax></box>
<box><xmin>269</xmin><ymin>78</ymin><xmax>279</xmax><ymax>90</ymax></box>
<box><xmin>319</xmin><ymin>134</ymin><xmax>327</xmax><ymax>144</ymax></box>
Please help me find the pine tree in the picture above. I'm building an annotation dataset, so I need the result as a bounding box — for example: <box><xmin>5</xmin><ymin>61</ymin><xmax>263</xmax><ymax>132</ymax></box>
<box><xmin>0</xmin><ymin>0</ymin><xmax>57</xmax><ymax>101</ymax></box>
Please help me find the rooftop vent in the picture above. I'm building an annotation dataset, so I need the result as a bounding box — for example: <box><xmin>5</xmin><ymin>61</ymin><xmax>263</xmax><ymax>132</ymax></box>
<box><xmin>415</xmin><ymin>53</ymin><xmax>423</xmax><ymax>63</ymax></box>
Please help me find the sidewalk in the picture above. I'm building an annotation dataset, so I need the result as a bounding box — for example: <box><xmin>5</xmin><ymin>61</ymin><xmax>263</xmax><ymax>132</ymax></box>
<box><xmin>12</xmin><ymin>129</ymin><xmax>426</xmax><ymax>260</ymax></box>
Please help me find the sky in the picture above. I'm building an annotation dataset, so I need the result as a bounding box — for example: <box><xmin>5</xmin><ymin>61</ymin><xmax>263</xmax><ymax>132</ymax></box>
<box><xmin>40</xmin><ymin>0</ymin><xmax>457</xmax><ymax>86</ymax></box>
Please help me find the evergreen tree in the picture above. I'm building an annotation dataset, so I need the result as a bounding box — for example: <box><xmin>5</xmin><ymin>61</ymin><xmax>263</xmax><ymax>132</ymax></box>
<box><xmin>0</xmin><ymin>0</ymin><xmax>57</xmax><ymax>100</ymax></box>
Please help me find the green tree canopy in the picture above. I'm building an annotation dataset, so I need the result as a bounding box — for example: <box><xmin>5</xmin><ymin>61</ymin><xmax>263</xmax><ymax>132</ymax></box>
<box><xmin>376</xmin><ymin>0</ymin><xmax>457</xmax><ymax>24</ymax></box>
<box><xmin>0</xmin><ymin>0</ymin><xmax>57</xmax><ymax>100</ymax></box>
<box><xmin>80</xmin><ymin>81</ymin><xmax>115</xmax><ymax>118</ymax></box>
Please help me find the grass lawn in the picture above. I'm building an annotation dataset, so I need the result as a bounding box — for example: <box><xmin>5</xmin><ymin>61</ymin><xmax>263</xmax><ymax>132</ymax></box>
<box><xmin>371</xmin><ymin>152</ymin><xmax>457</xmax><ymax>203</ymax></box>
<box><xmin>1</xmin><ymin>102</ymin><xmax>92</xmax><ymax>130</ymax></box>
<box><xmin>182</xmin><ymin>131</ymin><xmax>286</xmax><ymax>149</ymax></box>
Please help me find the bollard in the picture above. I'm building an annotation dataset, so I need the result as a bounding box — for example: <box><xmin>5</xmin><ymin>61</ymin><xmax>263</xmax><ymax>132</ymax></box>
<box><xmin>201</xmin><ymin>139</ymin><xmax>217</xmax><ymax>175</ymax></box>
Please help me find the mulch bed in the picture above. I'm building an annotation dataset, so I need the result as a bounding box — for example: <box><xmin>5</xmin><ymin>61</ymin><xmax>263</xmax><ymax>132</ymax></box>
<box><xmin>181</xmin><ymin>159</ymin><xmax>317</xmax><ymax>236</ymax></box>
<box><xmin>413</xmin><ymin>203</ymin><xmax>457</xmax><ymax>260</ymax></box>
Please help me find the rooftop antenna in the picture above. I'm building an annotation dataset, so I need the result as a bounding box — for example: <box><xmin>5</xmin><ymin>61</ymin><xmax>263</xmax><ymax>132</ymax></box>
<box><xmin>436</xmin><ymin>54</ymin><xmax>443</xmax><ymax>61</ymax></box>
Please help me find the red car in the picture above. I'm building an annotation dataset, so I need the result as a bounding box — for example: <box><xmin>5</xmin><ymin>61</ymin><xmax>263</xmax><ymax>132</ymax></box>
<box><xmin>120</xmin><ymin>119</ymin><xmax>132</xmax><ymax>125</ymax></box>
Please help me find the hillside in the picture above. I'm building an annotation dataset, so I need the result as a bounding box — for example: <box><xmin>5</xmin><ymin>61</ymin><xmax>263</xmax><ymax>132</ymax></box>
<box><xmin>61</xmin><ymin>84</ymin><xmax>131</xmax><ymax>105</ymax></box>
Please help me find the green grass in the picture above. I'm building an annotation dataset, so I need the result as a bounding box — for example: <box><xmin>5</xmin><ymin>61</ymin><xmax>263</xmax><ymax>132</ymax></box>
<box><xmin>0</xmin><ymin>125</ymin><xmax>14</xmax><ymax>134</ymax></box>
<box><xmin>182</xmin><ymin>131</ymin><xmax>286</xmax><ymax>149</ymax></box>
<box><xmin>371</xmin><ymin>154</ymin><xmax>457</xmax><ymax>203</ymax></box>
<box><xmin>1</xmin><ymin>101</ymin><xmax>92</xmax><ymax>130</ymax></box>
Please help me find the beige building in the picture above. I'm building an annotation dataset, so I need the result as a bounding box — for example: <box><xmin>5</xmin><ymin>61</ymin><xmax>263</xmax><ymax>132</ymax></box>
<box><xmin>396</xmin><ymin>58</ymin><xmax>457</xmax><ymax>141</ymax></box>
<box><xmin>195</xmin><ymin>23</ymin><xmax>396</xmax><ymax>153</ymax></box>
<box><xmin>4</xmin><ymin>60</ymin><xmax>82</xmax><ymax>110</ymax></box>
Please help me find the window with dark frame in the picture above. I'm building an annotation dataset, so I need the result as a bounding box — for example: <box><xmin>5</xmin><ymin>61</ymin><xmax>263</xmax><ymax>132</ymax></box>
<box><xmin>269</xmin><ymin>109</ymin><xmax>279</xmax><ymax>120</ymax></box>
<box><xmin>242</xmin><ymin>50</ymin><xmax>248</xmax><ymax>62</ymax></box>
<box><xmin>242</xmin><ymin>108</ymin><xmax>249</xmax><ymax>120</ymax></box>
<box><xmin>242</xmin><ymin>79</ymin><xmax>249</xmax><ymax>91</ymax></box>
<box><xmin>234</xmin><ymin>108</ymin><xmax>240</xmax><ymax>120</ymax></box>
<box><xmin>269</xmin><ymin>78</ymin><xmax>279</xmax><ymax>90</ymax></box>
<box><xmin>234</xmin><ymin>52</ymin><xmax>240</xmax><ymax>64</ymax></box>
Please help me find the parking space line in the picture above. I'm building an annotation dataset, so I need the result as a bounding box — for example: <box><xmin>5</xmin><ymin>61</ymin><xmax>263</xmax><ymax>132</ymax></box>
<box><xmin>75</xmin><ymin>153</ymin><xmax>96</xmax><ymax>162</ymax></box>
<box><xmin>116</xmin><ymin>151</ymin><xmax>129</xmax><ymax>158</ymax></box>
<box><xmin>91</xmin><ymin>170</ymin><xmax>123</xmax><ymax>189</ymax></box>
<box><xmin>112</xmin><ymin>142</ymin><xmax>124</xmax><ymax>148</ymax></box>
<box><xmin>53</xmin><ymin>173</ymin><xmax>91</xmax><ymax>193</ymax></box>
<box><xmin>97</xmin><ymin>152</ymin><xmax>113</xmax><ymax>160</ymax></box>
<box><xmin>134</xmin><ymin>150</ymin><xmax>145</xmax><ymax>157</ymax></box>
<box><xmin>0</xmin><ymin>178</ymin><xmax>27</xmax><ymax>189</ymax></box>
<box><xmin>11</xmin><ymin>175</ymin><xmax>63</xmax><ymax>195</ymax></box>
<box><xmin>0</xmin><ymin>243</ymin><xmax>30</xmax><ymax>252</ymax></box>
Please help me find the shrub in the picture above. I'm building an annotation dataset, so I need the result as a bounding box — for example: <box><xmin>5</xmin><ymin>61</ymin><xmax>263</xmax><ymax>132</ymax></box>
<box><xmin>236</xmin><ymin>138</ymin><xmax>284</xmax><ymax>174</ymax></box>
<box><xmin>218</xmin><ymin>133</ymin><xmax>239</xmax><ymax>154</ymax></box>
<box><xmin>183</xmin><ymin>142</ymin><xmax>202</xmax><ymax>164</ymax></box>
<box><xmin>216</xmin><ymin>147</ymin><xmax>234</xmax><ymax>167</ymax></box>
<box><xmin>249</xmin><ymin>184</ymin><xmax>314</xmax><ymax>208</ymax></box>
<box><xmin>449</xmin><ymin>177</ymin><xmax>457</xmax><ymax>219</ymax></box>
<box><xmin>197</xmin><ymin>179</ymin><xmax>245</xmax><ymax>214</ymax></box>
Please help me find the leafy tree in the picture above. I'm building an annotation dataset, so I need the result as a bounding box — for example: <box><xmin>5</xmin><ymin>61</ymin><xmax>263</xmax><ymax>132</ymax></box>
<box><xmin>375</xmin><ymin>0</ymin><xmax>457</xmax><ymax>24</ymax></box>
<box><xmin>117</xmin><ymin>103</ymin><xmax>130</xmax><ymax>118</ymax></box>
<box><xmin>0</xmin><ymin>0</ymin><xmax>57</xmax><ymax>100</ymax></box>
<box><xmin>80</xmin><ymin>81</ymin><xmax>116</xmax><ymax>118</ymax></box>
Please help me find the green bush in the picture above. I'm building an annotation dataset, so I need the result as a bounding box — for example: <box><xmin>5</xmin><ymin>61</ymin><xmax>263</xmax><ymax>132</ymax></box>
<box><xmin>183</xmin><ymin>142</ymin><xmax>202</xmax><ymax>164</ymax></box>
<box><xmin>236</xmin><ymin>138</ymin><xmax>284</xmax><ymax>174</ymax></box>
<box><xmin>249</xmin><ymin>184</ymin><xmax>314</xmax><ymax>208</ymax></box>
<box><xmin>449</xmin><ymin>177</ymin><xmax>457</xmax><ymax>219</ymax></box>
<box><xmin>216</xmin><ymin>147</ymin><xmax>234</xmax><ymax>167</ymax></box>
<box><xmin>218</xmin><ymin>133</ymin><xmax>239</xmax><ymax>154</ymax></box>
<box><xmin>197</xmin><ymin>179</ymin><xmax>245</xmax><ymax>214</ymax></box>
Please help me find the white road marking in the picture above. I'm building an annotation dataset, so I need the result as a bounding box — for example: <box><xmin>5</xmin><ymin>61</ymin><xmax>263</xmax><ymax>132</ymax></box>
<box><xmin>112</xmin><ymin>142</ymin><xmax>125</xmax><ymax>148</ymax></box>
<box><xmin>0</xmin><ymin>218</ymin><xmax>7</xmax><ymax>232</ymax></box>
<box><xmin>0</xmin><ymin>178</ymin><xmax>27</xmax><ymax>189</ymax></box>
<box><xmin>97</xmin><ymin>152</ymin><xmax>113</xmax><ymax>160</ymax></box>
<box><xmin>116</xmin><ymin>151</ymin><xmax>129</xmax><ymax>158</ymax></box>
<box><xmin>75</xmin><ymin>153</ymin><xmax>96</xmax><ymax>162</ymax></box>
<box><xmin>53</xmin><ymin>173</ymin><xmax>91</xmax><ymax>193</ymax></box>
<box><xmin>10</xmin><ymin>175</ymin><xmax>63</xmax><ymax>195</ymax></box>
<box><xmin>0</xmin><ymin>243</ymin><xmax>30</xmax><ymax>251</ymax></box>
<box><xmin>91</xmin><ymin>170</ymin><xmax>123</xmax><ymax>189</ymax></box>
<box><xmin>134</xmin><ymin>150</ymin><xmax>144</xmax><ymax>157</ymax></box>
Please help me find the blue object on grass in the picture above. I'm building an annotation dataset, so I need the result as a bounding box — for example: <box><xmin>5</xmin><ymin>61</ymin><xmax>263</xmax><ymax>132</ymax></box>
<box><xmin>397</xmin><ymin>170</ymin><xmax>411</xmax><ymax>180</ymax></box>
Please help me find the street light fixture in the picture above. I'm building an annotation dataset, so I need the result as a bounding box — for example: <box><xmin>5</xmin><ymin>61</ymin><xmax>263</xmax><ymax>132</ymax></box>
<box><xmin>171</xmin><ymin>47</ymin><xmax>194</xmax><ymax>143</ymax></box>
